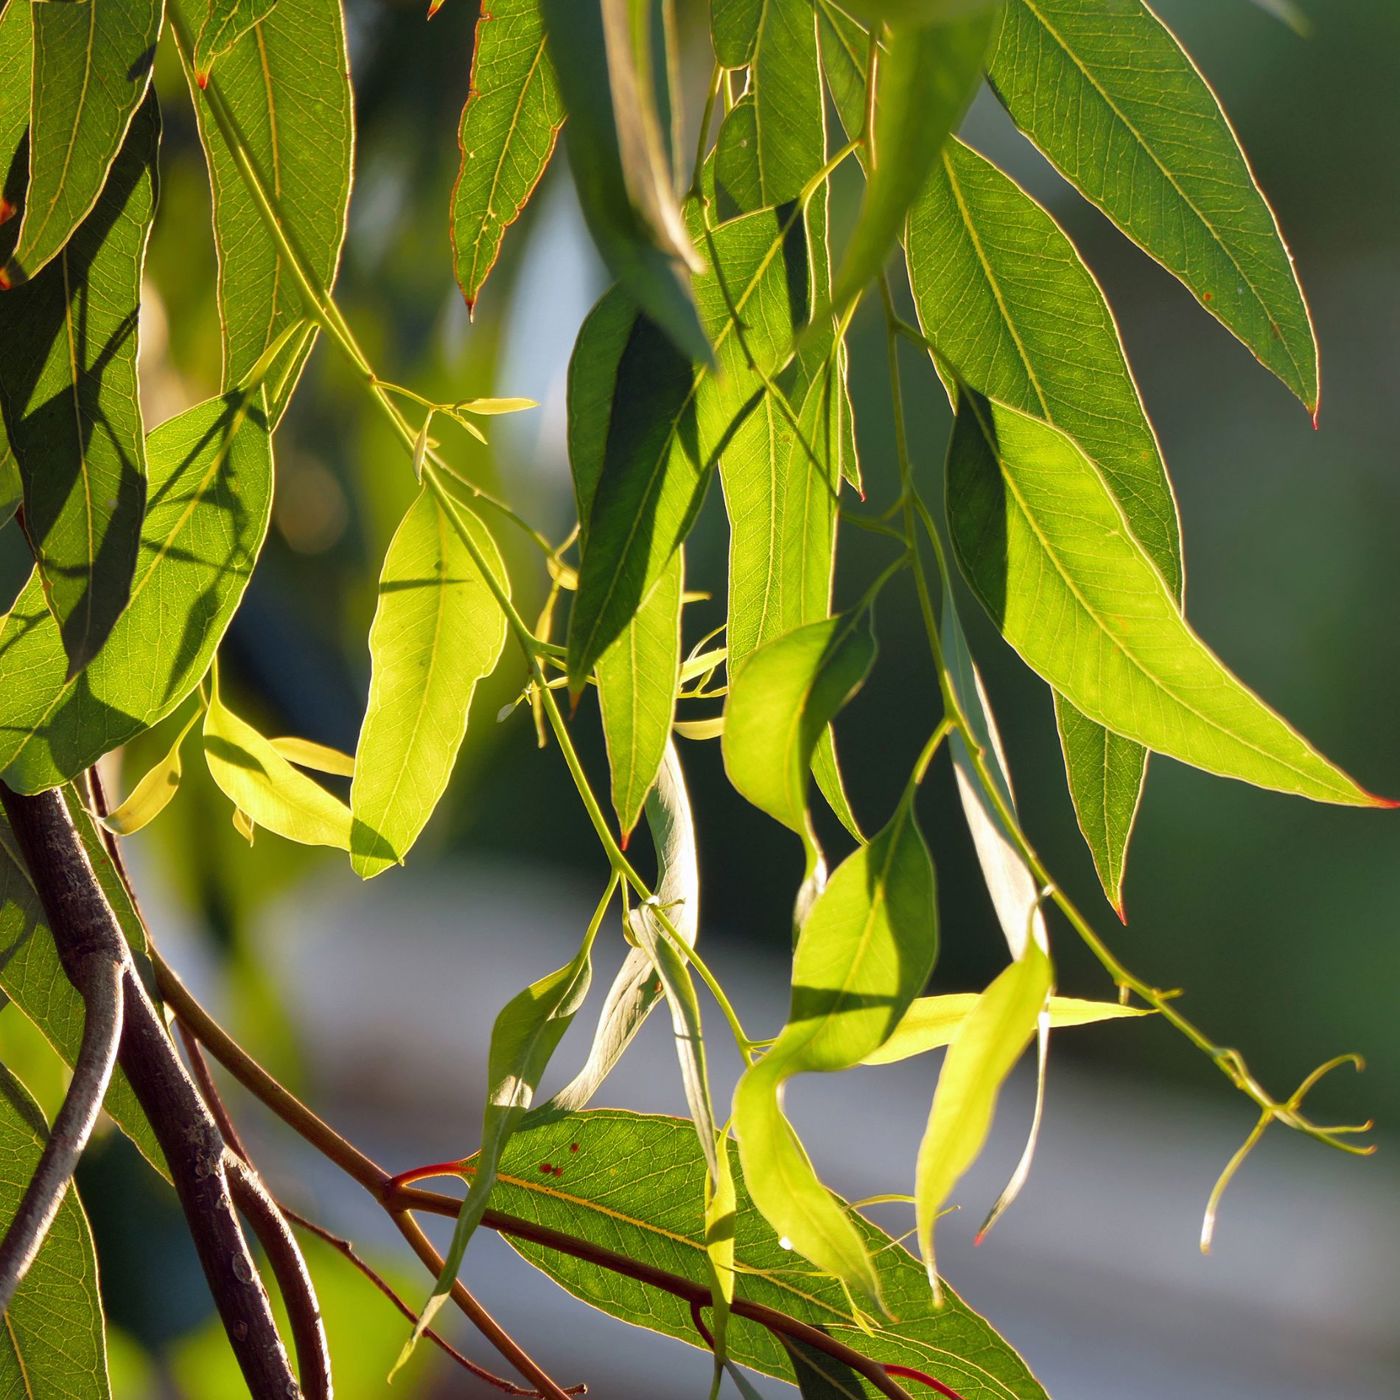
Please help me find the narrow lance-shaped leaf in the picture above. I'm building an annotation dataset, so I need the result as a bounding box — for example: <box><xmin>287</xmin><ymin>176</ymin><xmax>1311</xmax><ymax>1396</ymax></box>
<box><xmin>0</xmin><ymin>0</ymin><xmax>33</xmax><ymax>240</ymax></box>
<box><xmin>0</xmin><ymin>386</ymin><xmax>275</xmax><ymax>794</ymax></box>
<box><xmin>988</xmin><ymin>0</ymin><xmax>1318</xmax><ymax>411</ymax></box>
<box><xmin>733</xmin><ymin>794</ymin><xmax>937</xmax><ymax>1307</ymax></box>
<box><xmin>486</xmin><ymin>1111</ymin><xmax>1048</xmax><ymax>1396</ymax></box>
<box><xmin>947</xmin><ymin>390</ymin><xmax>1389</xmax><ymax>807</ymax></box>
<box><xmin>452</xmin><ymin>0</ymin><xmax>566</xmax><ymax>315</ymax></box>
<box><xmin>905</xmin><ymin>135</ymin><xmax>1184</xmax><ymax>908</ymax></box>
<box><xmin>4</xmin><ymin>0</ymin><xmax>162</xmax><ymax>284</ymax></box>
<box><xmin>915</xmin><ymin>939</ymin><xmax>1051</xmax><ymax>1294</ymax></box>
<box><xmin>0</xmin><ymin>95</ymin><xmax>158</xmax><ymax>676</ymax></box>
<box><xmin>712</xmin><ymin>0</ymin><xmax>764</xmax><ymax>65</ymax></box>
<box><xmin>0</xmin><ymin>1065</ymin><xmax>109</xmax><ymax>1399</ymax></box>
<box><xmin>269</xmin><ymin>735</ymin><xmax>355</xmax><ymax>776</ymax></box>
<box><xmin>539</xmin><ymin>0</ymin><xmax>708</xmax><ymax>363</ymax></box>
<box><xmin>750</xmin><ymin>0</ymin><xmax>826</xmax><ymax>206</ymax></box>
<box><xmin>203</xmin><ymin>666</ymin><xmax>354</xmax><ymax>850</ymax></box>
<box><xmin>830</xmin><ymin>6</ymin><xmax>994</xmax><ymax>312</ymax></box>
<box><xmin>192</xmin><ymin>0</ymin><xmax>279</xmax><ymax>84</ymax></box>
<box><xmin>351</xmin><ymin>488</ymin><xmax>507</xmax><ymax>877</ymax></box>
<box><xmin>99</xmin><ymin>701</ymin><xmax>204</xmax><ymax>837</ymax></box>
<box><xmin>567</xmin><ymin>203</ymin><xmax>809</xmax><ymax>687</ymax></box>
<box><xmin>176</xmin><ymin>0</ymin><xmax>353</xmax><ymax>426</ymax></box>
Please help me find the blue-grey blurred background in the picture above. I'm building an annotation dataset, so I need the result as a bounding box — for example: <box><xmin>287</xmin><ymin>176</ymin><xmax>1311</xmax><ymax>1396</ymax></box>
<box><xmin>4</xmin><ymin>0</ymin><xmax>1396</xmax><ymax>1394</ymax></box>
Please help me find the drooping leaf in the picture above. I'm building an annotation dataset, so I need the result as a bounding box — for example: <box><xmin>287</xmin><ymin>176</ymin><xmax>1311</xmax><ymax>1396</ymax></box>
<box><xmin>705</xmin><ymin>1129</ymin><xmax>739</xmax><ymax>1369</ymax></box>
<box><xmin>268</xmin><ymin>735</ymin><xmax>356</xmax><ymax>777</ymax></box>
<box><xmin>723</xmin><ymin>609</ymin><xmax>876</xmax><ymax>844</ymax></box>
<box><xmin>781</xmin><ymin>1335</ymin><xmax>865</xmax><ymax>1400</ymax></box>
<box><xmin>733</xmin><ymin>796</ymin><xmax>937</xmax><ymax>1306</ymax></box>
<box><xmin>0</xmin><ymin>1</ymin><xmax>31</xmax><ymax>231</ymax></box>
<box><xmin>830</xmin><ymin>6</ymin><xmax>993</xmax><ymax>311</ymax></box>
<box><xmin>712</xmin><ymin>0</ymin><xmax>764</xmax><ymax>66</ymax></box>
<box><xmin>203</xmin><ymin>668</ymin><xmax>353</xmax><ymax>849</ymax></box>
<box><xmin>915</xmin><ymin>941</ymin><xmax>1051</xmax><ymax>1292</ymax></box>
<box><xmin>484</xmin><ymin>1110</ymin><xmax>1048</xmax><ymax>1397</ymax></box>
<box><xmin>4</xmin><ymin>0</ymin><xmax>162</xmax><ymax>283</ymax></box>
<box><xmin>451</xmin><ymin>0</ymin><xmax>566</xmax><ymax>315</ymax></box>
<box><xmin>98</xmin><ymin>701</ymin><xmax>203</xmax><ymax>837</ymax></box>
<box><xmin>0</xmin><ymin>1065</ymin><xmax>109</xmax><ymax>1398</ymax></box>
<box><xmin>539</xmin><ymin>0</ymin><xmax>708</xmax><ymax>363</ymax></box>
<box><xmin>0</xmin><ymin>388</ymin><xmax>274</xmax><ymax>794</ymax></box>
<box><xmin>946</xmin><ymin>391</ymin><xmax>1384</xmax><ymax>806</ymax></box>
<box><xmin>351</xmin><ymin>487</ymin><xmax>507</xmax><ymax>877</ymax></box>
<box><xmin>566</xmin><ymin>204</ymin><xmax>809</xmax><ymax>687</ymax></box>
<box><xmin>0</xmin><ymin>801</ymin><xmax>164</xmax><ymax>1174</ymax></box>
<box><xmin>862</xmin><ymin>992</ymin><xmax>1146</xmax><ymax>1065</ymax></box>
<box><xmin>176</xmin><ymin>0</ymin><xmax>353</xmax><ymax>426</ymax></box>
<box><xmin>0</xmin><ymin>95</ymin><xmax>157</xmax><ymax>675</ymax></box>
<box><xmin>988</xmin><ymin>0</ymin><xmax>1318</xmax><ymax>411</ymax></box>
<box><xmin>750</xmin><ymin>0</ymin><xmax>826</xmax><ymax>206</ymax></box>
<box><xmin>192</xmin><ymin>0</ymin><xmax>278</xmax><ymax>83</ymax></box>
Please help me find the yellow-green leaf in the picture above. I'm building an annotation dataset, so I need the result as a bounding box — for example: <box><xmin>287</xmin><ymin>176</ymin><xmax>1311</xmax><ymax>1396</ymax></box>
<box><xmin>99</xmin><ymin>704</ymin><xmax>203</xmax><ymax>837</ymax></box>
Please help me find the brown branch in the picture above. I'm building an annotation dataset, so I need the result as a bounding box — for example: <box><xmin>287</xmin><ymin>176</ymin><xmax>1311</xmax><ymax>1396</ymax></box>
<box><xmin>152</xmin><ymin>948</ymin><xmax>922</xmax><ymax>1400</ymax></box>
<box><xmin>0</xmin><ymin>784</ymin><xmax>298</xmax><ymax>1399</ymax></box>
<box><xmin>0</xmin><ymin>954</ymin><xmax>123</xmax><ymax>1312</ymax></box>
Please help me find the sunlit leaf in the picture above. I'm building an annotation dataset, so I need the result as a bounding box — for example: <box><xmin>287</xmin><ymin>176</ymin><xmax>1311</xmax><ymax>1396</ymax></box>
<box><xmin>915</xmin><ymin>942</ymin><xmax>1051</xmax><ymax>1292</ymax></box>
<box><xmin>99</xmin><ymin>702</ymin><xmax>203</xmax><ymax>837</ymax></box>
<box><xmin>712</xmin><ymin>0</ymin><xmax>764</xmax><ymax>66</ymax></box>
<box><xmin>268</xmin><ymin>735</ymin><xmax>355</xmax><ymax>777</ymax></box>
<box><xmin>0</xmin><ymin>96</ymin><xmax>157</xmax><ymax>675</ymax></box>
<box><xmin>540</xmin><ymin>0</ymin><xmax>708</xmax><ymax>363</ymax></box>
<box><xmin>455</xmin><ymin>396</ymin><xmax>539</xmax><ymax>415</ymax></box>
<box><xmin>452</xmin><ymin>0</ymin><xmax>565</xmax><ymax>315</ymax></box>
<box><xmin>733</xmin><ymin>796</ymin><xmax>937</xmax><ymax>1305</ymax></box>
<box><xmin>830</xmin><ymin>6</ymin><xmax>993</xmax><ymax>311</ymax></box>
<box><xmin>0</xmin><ymin>1065</ymin><xmax>109</xmax><ymax>1398</ymax></box>
<box><xmin>988</xmin><ymin>0</ymin><xmax>1318</xmax><ymax>410</ymax></box>
<box><xmin>947</xmin><ymin>391</ymin><xmax>1384</xmax><ymax>806</ymax></box>
<box><xmin>4</xmin><ymin>0</ymin><xmax>161</xmax><ymax>283</ymax></box>
<box><xmin>204</xmin><ymin>667</ymin><xmax>353</xmax><ymax>849</ymax></box>
<box><xmin>177</xmin><ymin>0</ymin><xmax>353</xmax><ymax>426</ymax></box>
<box><xmin>750</xmin><ymin>0</ymin><xmax>826</xmax><ymax>206</ymax></box>
<box><xmin>723</xmin><ymin>610</ymin><xmax>875</xmax><ymax>845</ymax></box>
<box><xmin>862</xmin><ymin>992</ymin><xmax>1147</xmax><ymax>1065</ymax></box>
<box><xmin>0</xmin><ymin>388</ymin><xmax>274</xmax><ymax>794</ymax></box>
<box><xmin>486</xmin><ymin>1111</ymin><xmax>1048</xmax><ymax>1396</ymax></box>
<box><xmin>351</xmin><ymin>487</ymin><xmax>507</xmax><ymax>877</ymax></box>
<box><xmin>192</xmin><ymin>0</ymin><xmax>278</xmax><ymax>82</ymax></box>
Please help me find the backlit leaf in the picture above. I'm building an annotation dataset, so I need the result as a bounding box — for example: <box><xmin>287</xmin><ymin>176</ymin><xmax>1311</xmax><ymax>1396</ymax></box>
<box><xmin>487</xmin><ymin>1110</ymin><xmax>1047</xmax><ymax>1396</ymax></box>
<box><xmin>98</xmin><ymin>702</ymin><xmax>203</xmax><ymax>837</ymax></box>
<box><xmin>204</xmin><ymin>668</ymin><xmax>353</xmax><ymax>849</ymax></box>
<box><xmin>5</xmin><ymin>0</ymin><xmax>161</xmax><ymax>283</ymax></box>
<box><xmin>0</xmin><ymin>388</ymin><xmax>274</xmax><ymax>794</ymax></box>
<box><xmin>0</xmin><ymin>95</ymin><xmax>157</xmax><ymax>675</ymax></box>
<box><xmin>351</xmin><ymin>487</ymin><xmax>507</xmax><ymax>877</ymax></box>
<box><xmin>750</xmin><ymin>0</ymin><xmax>825</xmax><ymax>206</ymax></box>
<box><xmin>733</xmin><ymin>796</ymin><xmax>937</xmax><ymax>1305</ymax></box>
<box><xmin>268</xmin><ymin>735</ymin><xmax>355</xmax><ymax>777</ymax></box>
<box><xmin>988</xmin><ymin>0</ymin><xmax>1318</xmax><ymax>410</ymax></box>
<box><xmin>177</xmin><ymin>0</ymin><xmax>353</xmax><ymax>426</ymax></box>
<box><xmin>192</xmin><ymin>0</ymin><xmax>278</xmax><ymax>84</ymax></box>
<box><xmin>452</xmin><ymin>0</ymin><xmax>565</xmax><ymax>315</ymax></box>
<box><xmin>0</xmin><ymin>1065</ymin><xmax>109</xmax><ymax>1398</ymax></box>
<box><xmin>712</xmin><ymin>0</ymin><xmax>764</xmax><ymax>66</ymax></box>
<box><xmin>946</xmin><ymin>391</ymin><xmax>1383</xmax><ymax>806</ymax></box>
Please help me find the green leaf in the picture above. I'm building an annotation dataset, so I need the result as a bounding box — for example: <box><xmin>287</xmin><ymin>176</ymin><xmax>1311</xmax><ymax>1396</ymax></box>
<box><xmin>750</xmin><ymin>0</ymin><xmax>826</xmax><ymax>206</ymax></box>
<box><xmin>723</xmin><ymin>609</ymin><xmax>875</xmax><ymax>842</ymax></box>
<box><xmin>540</xmin><ymin>0</ymin><xmax>708</xmax><ymax>363</ymax></box>
<box><xmin>0</xmin><ymin>388</ymin><xmax>274</xmax><ymax>794</ymax></box>
<box><xmin>844</xmin><ymin>0</ymin><xmax>1000</xmax><ymax>21</ymax></box>
<box><xmin>781</xmin><ymin>1335</ymin><xmax>865</xmax><ymax>1400</ymax></box>
<box><xmin>988</xmin><ymin>0</ymin><xmax>1318</xmax><ymax>411</ymax></box>
<box><xmin>98</xmin><ymin>701</ymin><xmax>203</xmax><ymax>837</ymax></box>
<box><xmin>410</xmin><ymin>916</ymin><xmax>600</xmax><ymax>1358</ymax></box>
<box><xmin>946</xmin><ymin>391</ymin><xmax>1385</xmax><ymax>806</ymax></box>
<box><xmin>733</xmin><ymin>797</ymin><xmax>937</xmax><ymax>1306</ymax></box>
<box><xmin>862</xmin><ymin>992</ymin><xmax>1147</xmax><ymax>1065</ymax></box>
<box><xmin>830</xmin><ymin>7</ymin><xmax>993</xmax><ymax>311</ymax></box>
<box><xmin>203</xmin><ymin>667</ymin><xmax>353</xmax><ymax>849</ymax></box>
<box><xmin>0</xmin><ymin>1065</ymin><xmax>109</xmax><ymax>1398</ymax></box>
<box><xmin>192</xmin><ymin>0</ymin><xmax>278</xmax><ymax>83</ymax></box>
<box><xmin>0</xmin><ymin>95</ymin><xmax>158</xmax><ymax>675</ymax></box>
<box><xmin>451</xmin><ymin>0</ymin><xmax>566</xmax><ymax>315</ymax></box>
<box><xmin>351</xmin><ymin>487</ymin><xmax>507</xmax><ymax>877</ymax></box>
<box><xmin>484</xmin><ymin>1110</ymin><xmax>1048</xmax><ymax>1397</ymax></box>
<box><xmin>176</xmin><ymin>0</ymin><xmax>353</xmax><ymax>426</ymax></box>
<box><xmin>0</xmin><ymin>442</ymin><xmax>18</xmax><ymax>534</ymax></box>
<box><xmin>268</xmin><ymin>735</ymin><xmax>355</xmax><ymax>777</ymax></box>
<box><xmin>0</xmin><ymin>799</ymin><xmax>164</xmax><ymax>1174</ymax></box>
<box><xmin>915</xmin><ymin>941</ymin><xmax>1051</xmax><ymax>1292</ymax></box>
<box><xmin>712</xmin><ymin>0</ymin><xmax>763</xmax><ymax>66</ymax></box>
<box><xmin>906</xmin><ymin>135</ymin><xmax>1186</xmax><ymax>911</ymax></box>
<box><xmin>566</xmin><ymin>204</ymin><xmax>809</xmax><ymax>687</ymax></box>
<box><xmin>5</xmin><ymin>0</ymin><xmax>162</xmax><ymax>283</ymax></box>
<box><xmin>0</xmin><ymin>0</ymin><xmax>33</xmax><ymax>249</ymax></box>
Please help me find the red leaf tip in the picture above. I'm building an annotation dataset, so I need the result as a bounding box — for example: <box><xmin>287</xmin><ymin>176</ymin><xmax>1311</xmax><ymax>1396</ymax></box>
<box><xmin>1365</xmin><ymin>791</ymin><xmax>1400</xmax><ymax>810</ymax></box>
<box><xmin>0</xmin><ymin>265</ymin><xmax>12</xmax><ymax>293</ymax></box>
<box><xmin>195</xmin><ymin>70</ymin><xmax>209</xmax><ymax>89</ymax></box>
<box><xmin>1113</xmin><ymin>899</ymin><xmax>1128</xmax><ymax>926</ymax></box>
<box><xmin>619</xmin><ymin>828</ymin><xmax>631</xmax><ymax>853</ymax></box>
<box><xmin>0</xmin><ymin>198</ymin><xmax>14</xmax><ymax>225</ymax></box>
<box><xmin>427</xmin><ymin>0</ymin><xmax>446</xmax><ymax>16</ymax></box>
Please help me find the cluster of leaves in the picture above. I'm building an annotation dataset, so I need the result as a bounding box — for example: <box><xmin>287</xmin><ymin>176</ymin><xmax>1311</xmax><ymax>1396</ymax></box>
<box><xmin>0</xmin><ymin>0</ymin><xmax>1386</xmax><ymax>1396</ymax></box>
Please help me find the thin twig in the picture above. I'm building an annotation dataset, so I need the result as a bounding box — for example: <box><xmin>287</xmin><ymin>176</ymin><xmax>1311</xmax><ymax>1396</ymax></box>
<box><xmin>0</xmin><ymin>954</ymin><xmax>123</xmax><ymax>1312</ymax></box>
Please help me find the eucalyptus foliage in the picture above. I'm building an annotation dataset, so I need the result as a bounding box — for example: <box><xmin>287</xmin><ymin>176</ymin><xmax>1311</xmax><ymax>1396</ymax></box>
<box><xmin>0</xmin><ymin>0</ymin><xmax>1387</xmax><ymax>1396</ymax></box>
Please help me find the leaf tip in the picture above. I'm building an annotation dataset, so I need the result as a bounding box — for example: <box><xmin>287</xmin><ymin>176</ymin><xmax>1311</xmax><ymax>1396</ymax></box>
<box><xmin>464</xmin><ymin>296</ymin><xmax>476</xmax><ymax>322</ymax></box>
<box><xmin>427</xmin><ymin>0</ymin><xmax>447</xmax><ymax>16</ymax></box>
<box><xmin>195</xmin><ymin>69</ymin><xmax>210</xmax><ymax>90</ymax></box>
<box><xmin>0</xmin><ymin>199</ymin><xmax>14</xmax><ymax>226</ymax></box>
<box><xmin>0</xmin><ymin>264</ymin><xmax>12</xmax><ymax>293</ymax></box>
<box><xmin>1113</xmin><ymin>898</ymin><xmax>1128</xmax><ymax>925</ymax></box>
<box><xmin>1364</xmin><ymin>790</ymin><xmax>1400</xmax><ymax>810</ymax></box>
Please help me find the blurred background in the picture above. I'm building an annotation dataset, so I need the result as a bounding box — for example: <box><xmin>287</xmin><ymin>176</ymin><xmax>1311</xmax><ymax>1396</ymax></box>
<box><xmin>2</xmin><ymin>0</ymin><xmax>1397</xmax><ymax>1394</ymax></box>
